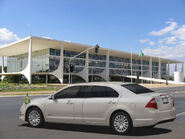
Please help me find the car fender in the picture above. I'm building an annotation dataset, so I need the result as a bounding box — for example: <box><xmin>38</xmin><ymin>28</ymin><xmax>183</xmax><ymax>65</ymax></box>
<box><xmin>105</xmin><ymin>103</ymin><xmax>136</xmax><ymax>126</ymax></box>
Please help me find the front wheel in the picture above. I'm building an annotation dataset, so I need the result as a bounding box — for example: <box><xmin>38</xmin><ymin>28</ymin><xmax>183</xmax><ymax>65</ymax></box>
<box><xmin>27</xmin><ymin>107</ymin><xmax>44</xmax><ymax>127</ymax></box>
<box><xmin>111</xmin><ymin>111</ymin><xmax>133</xmax><ymax>135</ymax></box>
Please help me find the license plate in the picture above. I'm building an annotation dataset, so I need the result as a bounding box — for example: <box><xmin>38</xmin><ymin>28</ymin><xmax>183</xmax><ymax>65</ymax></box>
<box><xmin>162</xmin><ymin>98</ymin><xmax>169</xmax><ymax>104</ymax></box>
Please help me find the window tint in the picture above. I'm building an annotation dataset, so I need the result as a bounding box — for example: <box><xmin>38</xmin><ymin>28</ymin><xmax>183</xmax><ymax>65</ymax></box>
<box><xmin>121</xmin><ymin>84</ymin><xmax>153</xmax><ymax>94</ymax></box>
<box><xmin>104</xmin><ymin>86</ymin><xmax>119</xmax><ymax>97</ymax></box>
<box><xmin>89</xmin><ymin>86</ymin><xmax>119</xmax><ymax>98</ymax></box>
<box><xmin>76</xmin><ymin>86</ymin><xmax>91</xmax><ymax>98</ymax></box>
<box><xmin>54</xmin><ymin>86</ymin><xmax>80</xmax><ymax>99</ymax></box>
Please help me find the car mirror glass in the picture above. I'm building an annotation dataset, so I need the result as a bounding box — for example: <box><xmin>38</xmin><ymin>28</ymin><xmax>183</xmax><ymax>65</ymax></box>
<box><xmin>49</xmin><ymin>95</ymin><xmax>55</xmax><ymax>100</ymax></box>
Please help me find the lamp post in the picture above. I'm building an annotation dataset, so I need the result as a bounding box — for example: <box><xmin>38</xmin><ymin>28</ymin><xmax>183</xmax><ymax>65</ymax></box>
<box><xmin>68</xmin><ymin>44</ymin><xmax>100</xmax><ymax>84</ymax></box>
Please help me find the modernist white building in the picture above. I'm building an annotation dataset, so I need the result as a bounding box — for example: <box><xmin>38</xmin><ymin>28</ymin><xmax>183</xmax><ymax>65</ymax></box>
<box><xmin>0</xmin><ymin>36</ymin><xmax>184</xmax><ymax>84</ymax></box>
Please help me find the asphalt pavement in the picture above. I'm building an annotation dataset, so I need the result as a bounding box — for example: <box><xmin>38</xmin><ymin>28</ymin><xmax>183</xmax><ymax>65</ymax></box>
<box><xmin>0</xmin><ymin>87</ymin><xmax>185</xmax><ymax>139</ymax></box>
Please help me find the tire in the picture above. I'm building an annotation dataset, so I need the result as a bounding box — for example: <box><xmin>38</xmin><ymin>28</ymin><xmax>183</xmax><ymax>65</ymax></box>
<box><xmin>27</xmin><ymin>107</ymin><xmax>44</xmax><ymax>127</ymax></box>
<box><xmin>111</xmin><ymin>111</ymin><xmax>133</xmax><ymax>135</ymax></box>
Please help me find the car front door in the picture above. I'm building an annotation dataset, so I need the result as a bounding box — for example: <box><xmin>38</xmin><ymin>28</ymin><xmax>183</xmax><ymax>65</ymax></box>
<box><xmin>44</xmin><ymin>86</ymin><xmax>80</xmax><ymax>123</ymax></box>
<box><xmin>83</xmin><ymin>86</ymin><xmax>119</xmax><ymax>124</ymax></box>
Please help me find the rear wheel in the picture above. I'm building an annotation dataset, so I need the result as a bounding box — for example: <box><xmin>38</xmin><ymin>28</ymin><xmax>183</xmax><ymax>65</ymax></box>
<box><xmin>111</xmin><ymin>111</ymin><xmax>133</xmax><ymax>135</ymax></box>
<box><xmin>27</xmin><ymin>107</ymin><xmax>44</xmax><ymax>127</ymax></box>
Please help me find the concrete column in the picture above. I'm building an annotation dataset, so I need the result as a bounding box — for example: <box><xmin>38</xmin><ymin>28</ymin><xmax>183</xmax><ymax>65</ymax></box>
<box><xmin>50</xmin><ymin>43</ymin><xmax>64</xmax><ymax>83</ymax></box>
<box><xmin>1</xmin><ymin>56</ymin><xmax>5</xmax><ymax>81</ymax></box>
<box><xmin>141</xmin><ymin>57</ymin><xmax>143</xmax><ymax>83</ymax></box>
<box><xmin>100</xmin><ymin>50</ymin><xmax>109</xmax><ymax>81</ymax></box>
<box><xmin>85</xmin><ymin>49</ymin><xmax>89</xmax><ymax>82</ymax></box>
<box><xmin>106</xmin><ymin>50</ymin><xmax>110</xmax><ymax>81</ymax></box>
<box><xmin>1</xmin><ymin>56</ymin><xmax>4</xmax><ymax>73</ymax></box>
<box><xmin>21</xmin><ymin>36</ymin><xmax>32</xmax><ymax>84</ymax></box>
<box><xmin>130</xmin><ymin>51</ymin><xmax>133</xmax><ymax>83</ymax></box>
<box><xmin>28</xmin><ymin>37</ymin><xmax>32</xmax><ymax>84</ymax></box>
<box><xmin>77</xmin><ymin>49</ymin><xmax>89</xmax><ymax>82</ymax></box>
<box><xmin>141</xmin><ymin>57</ymin><xmax>143</xmax><ymax>77</ymax></box>
<box><xmin>158</xmin><ymin>58</ymin><xmax>161</xmax><ymax>79</ymax></box>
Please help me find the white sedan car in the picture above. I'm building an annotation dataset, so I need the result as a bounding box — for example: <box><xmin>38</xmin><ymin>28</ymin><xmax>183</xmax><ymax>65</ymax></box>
<box><xmin>19</xmin><ymin>82</ymin><xmax>176</xmax><ymax>134</ymax></box>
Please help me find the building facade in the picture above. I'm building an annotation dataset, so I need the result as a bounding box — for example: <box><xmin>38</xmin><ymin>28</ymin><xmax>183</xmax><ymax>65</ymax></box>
<box><xmin>0</xmin><ymin>36</ymin><xmax>184</xmax><ymax>84</ymax></box>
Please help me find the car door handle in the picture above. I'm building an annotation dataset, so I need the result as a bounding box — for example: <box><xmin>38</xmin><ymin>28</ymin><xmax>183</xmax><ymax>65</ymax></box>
<box><xmin>108</xmin><ymin>101</ymin><xmax>116</xmax><ymax>104</ymax></box>
<box><xmin>66</xmin><ymin>100</ymin><xmax>73</xmax><ymax>104</ymax></box>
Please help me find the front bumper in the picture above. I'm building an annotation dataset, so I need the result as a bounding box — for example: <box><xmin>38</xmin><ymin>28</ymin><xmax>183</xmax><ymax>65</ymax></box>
<box><xmin>19</xmin><ymin>103</ymin><xmax>29</xmax><ymax>121</ymax></box>
<box><xmin>133</xmin><ymin>107</ymin><xmax>176</xmax><ymax>127</ymax></box>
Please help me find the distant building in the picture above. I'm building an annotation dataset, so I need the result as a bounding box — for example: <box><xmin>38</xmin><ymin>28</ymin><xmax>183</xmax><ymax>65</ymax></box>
<box><xmin>0</xmin><ymin>36</ymin><xmax>184</xmax><ymax>84</ymax></box>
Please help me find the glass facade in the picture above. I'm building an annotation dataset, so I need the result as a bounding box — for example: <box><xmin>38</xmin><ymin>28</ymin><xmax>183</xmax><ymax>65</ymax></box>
<box><xmin>49</xmin><ymin>56</ymin><xmax>59</xmax><ymax>72</ymax></box>
<box><xmin>6</xmin><ymin>48</ymin><xmax>168</xmax><ymax>80</ymax></box>
<box><xmin>7</xmin><ymin>49</ymin><xmax>49</xmax><ymax>73</ymax></box>
<box><xmin>32</xmin><ymin>49</ymin><xmax>50</xmax><ymax>72</ymax></box>
<box><xmin>7</xmin><ymin>53</ymin><xmax>28</xmax><ymax>72</ymax></box>
<box><xmin>161</xmin><ymin>63</ymin><xmax>167</xmax><ymax>79</ymax></box>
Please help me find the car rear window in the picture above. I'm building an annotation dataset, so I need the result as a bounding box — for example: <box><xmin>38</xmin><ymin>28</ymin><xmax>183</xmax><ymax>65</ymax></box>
<box><xmin>121</xmin><ymin>84</ymin><xmax>153</xmax><ymax>94</ymax></box>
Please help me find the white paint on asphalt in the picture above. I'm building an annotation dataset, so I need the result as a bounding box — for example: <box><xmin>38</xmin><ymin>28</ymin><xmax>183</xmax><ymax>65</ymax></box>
<box><xmin>176</xmin><ymin>111</ymin><xmax>185</xmax><ymax>117</ymax></box>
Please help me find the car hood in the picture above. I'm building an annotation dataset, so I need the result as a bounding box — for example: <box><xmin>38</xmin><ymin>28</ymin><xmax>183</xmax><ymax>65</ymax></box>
<box><xmin>30</xmin><ymin>96</ymin><xmax>49</xmax><ymax>104</ymax></box>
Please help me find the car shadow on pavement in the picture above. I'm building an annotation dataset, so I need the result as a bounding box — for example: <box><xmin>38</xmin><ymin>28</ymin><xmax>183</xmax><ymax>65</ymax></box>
<box><xmin>19</xmin><ymin>123</ymin><xmax>171</xmax><ymax>136</ymax></box>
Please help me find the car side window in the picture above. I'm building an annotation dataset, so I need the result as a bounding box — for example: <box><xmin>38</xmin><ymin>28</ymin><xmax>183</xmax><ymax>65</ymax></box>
<box><xmin>76</xmin><ymin>86</ymin><xmax>91</xmax><ymax>98</ymax></box>
<box><xmin>54</xmin><ymin>86</ymin><xmax>80</xmax><ymax>99</ymax></box>
<box><xmin>89</xmin><ymin>86</ymin><xmax>119</xmax><ymax>98</ymax></box>
<box><xmin>104</xmin><ymin>86</ymin><xmax>119</xmax><ymax>97</ymax></box>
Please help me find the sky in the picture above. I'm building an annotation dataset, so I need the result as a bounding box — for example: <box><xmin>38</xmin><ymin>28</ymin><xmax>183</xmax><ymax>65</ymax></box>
<box><xmin>0</xmin><ymin>0</ymin><xmax>185</xmax><ymax>73</ymax></box>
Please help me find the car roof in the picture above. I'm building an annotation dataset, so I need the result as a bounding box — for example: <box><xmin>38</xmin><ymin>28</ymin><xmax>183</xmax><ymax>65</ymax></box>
<box><xmin>68</xmin><ymin>82</ymin><xmax>133</xmax><ymax>87</ymax></box>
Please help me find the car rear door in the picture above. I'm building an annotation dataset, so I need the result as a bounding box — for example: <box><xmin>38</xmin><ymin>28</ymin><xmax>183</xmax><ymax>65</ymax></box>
<box><xmin>82</xmin><ymin>85</ymin><xmax>119</xmax><ymax>124</ymax></box>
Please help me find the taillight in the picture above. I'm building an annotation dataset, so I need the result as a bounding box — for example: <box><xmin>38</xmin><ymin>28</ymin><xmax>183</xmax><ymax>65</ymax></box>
<box><xmin>145</xmin><ymin>98</ymin><xmax>158</xmax><ymax>109</ymax></box>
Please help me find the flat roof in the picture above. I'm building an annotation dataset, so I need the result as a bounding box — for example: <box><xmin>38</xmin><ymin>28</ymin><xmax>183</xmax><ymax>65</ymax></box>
<box><xmin>0</xmin><ymin>36</ymin><xmax>182</xmax><ymax>64</ymax></box>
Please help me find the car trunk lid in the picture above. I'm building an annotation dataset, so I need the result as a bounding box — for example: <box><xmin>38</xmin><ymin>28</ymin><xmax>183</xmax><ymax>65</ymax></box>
<box><xmin>140</xmin><ymin>93</ymin><xmax>173</xmax><ymax>111</ymax></box>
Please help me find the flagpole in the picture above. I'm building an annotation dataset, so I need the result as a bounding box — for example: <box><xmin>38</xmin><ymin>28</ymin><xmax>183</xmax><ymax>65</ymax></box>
<box><xmin>131</xmin><ymin>49</ymin><xmax>133</xmax><ymax>83</ymax></box>
<box><xmin>141</xmin><ymin>56</ymin><xmax>143</xmax><ymax>84</ymax></box>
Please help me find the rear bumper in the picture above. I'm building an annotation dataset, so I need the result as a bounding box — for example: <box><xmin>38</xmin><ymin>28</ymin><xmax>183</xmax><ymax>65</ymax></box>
<box><xmin>156</xmin><ymin>118</ymin><xmax>175</xmax><ymax>125</ymax></box>
<box><xmin>133</xmin><ymin>107</ymin><xmax>176</xmax><ymax>127</ymax></box>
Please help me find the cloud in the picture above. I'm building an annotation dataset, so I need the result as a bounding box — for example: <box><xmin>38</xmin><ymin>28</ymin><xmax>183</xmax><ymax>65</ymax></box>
<box><xmin>139</xmin><ymin>39</ymin><xmax>149</xmax><ymax>43</ymax></box>
<box><xmin>158</xmin><ymin>39</ymin><xmax>163</xmax><ymax>44</ymax></box>
<box><xmin>64</xmin><ymin>40</ymin><xmax>71</xmax><ymax>42</ymax></box>
<box><xmin>42</xmin><ymin>36</ymin><xmax>53</xmax><ymax>39</ymax></box>
<box><xmin>143</xmin><ymin>45</ymin><xmax>185</xmax><ymax>59</ymax></box>
<box><xmin>141</xmin><ymin>19</ymin><xmax>185</xmax><ymax>75</ymax></box>
<box><xmin>139</xmin><ymin>39</ymin><xmax>155</xmax><ymax>45</ymax></box>
<box><xmin>164</xmin><ymin>36</ymin><xmax>177</xmax><ymax>44</ymax></box>
<box><xmin>0</xmin><ymin>28</ymin><xmax>19</xmax><ymax>46</ymax></box>
<box><xmin>149</xmin><ymin>21</ymin><xmax>178</xmax><ymax>36</ymax></box>
<box><xmin>143</xmin><ymin>19</ymin><xmax>185</xmax><ymax>60</ymax></box>
<box><xmin>149</xmin><ymin>41</ymin><xmax>155</xmax><ymax>45</ymax></box>
<box><xmin>172</xmin><ymin>25</ymin><xmax>185</xmax><ymax>40</ymax></box>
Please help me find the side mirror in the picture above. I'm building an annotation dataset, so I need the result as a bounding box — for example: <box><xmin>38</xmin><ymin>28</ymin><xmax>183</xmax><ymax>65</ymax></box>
<box><xmin>49</xmin><ymin>95</ymin><xmax>55</xmax><ymax>100</ymax></box>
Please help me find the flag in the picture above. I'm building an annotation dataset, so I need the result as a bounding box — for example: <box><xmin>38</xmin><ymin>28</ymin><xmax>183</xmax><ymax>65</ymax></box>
<box><xmin>139</xmin><ymin>50</ymin><xmax>144</xmax><ymax>58</ymax></box>
<box><xmin>25</xmin><ymin>93</ymin><xmax>30</xmax><ymax>104</ymax></box>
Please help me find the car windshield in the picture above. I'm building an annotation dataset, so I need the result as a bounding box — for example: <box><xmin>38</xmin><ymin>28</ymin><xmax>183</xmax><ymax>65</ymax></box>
<box><xmin>121</xmin><ymin>84</ymin><xmax>154</xmax><ymax>94</ymax></box>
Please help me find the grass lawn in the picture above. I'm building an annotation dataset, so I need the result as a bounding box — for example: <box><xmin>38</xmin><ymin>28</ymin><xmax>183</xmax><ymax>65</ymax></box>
<box><xmin>0</xmin><ymin>82</ymin><xmax>62</xmax><ymax>92</ymax></box>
